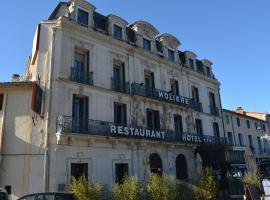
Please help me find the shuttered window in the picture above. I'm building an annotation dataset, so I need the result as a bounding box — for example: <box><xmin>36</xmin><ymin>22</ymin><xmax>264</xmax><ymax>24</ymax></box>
<box><xmin>31</xmin><ymin>83</ymin><xmax>43</xmax><ymax>115</ymax></box>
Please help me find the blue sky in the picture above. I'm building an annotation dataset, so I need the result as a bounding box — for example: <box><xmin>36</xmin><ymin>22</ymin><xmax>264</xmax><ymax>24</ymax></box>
<box><xmin>0</xmin><ymin>0</ymin><xmax>269</xmax><ymax>112</ymax></box>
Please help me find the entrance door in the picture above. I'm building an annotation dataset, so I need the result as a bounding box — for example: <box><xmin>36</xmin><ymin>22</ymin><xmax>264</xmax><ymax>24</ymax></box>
<box><xmin>149</xmin><ymin>153</ymin><xmax>162</xmax><ymax>175</ymax></box>
<box><xmin>175</xmin><ymin>154</ymin><xmax>188</xmax><ymax>180</ymax></box>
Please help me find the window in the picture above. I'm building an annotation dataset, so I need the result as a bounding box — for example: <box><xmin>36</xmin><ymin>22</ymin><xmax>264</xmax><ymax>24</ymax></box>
<box><xmin>174</xmin><ymin>115</ymin><xmax>183</xmax><ymax>133</ymax></box>
<box><xmin>77</xmin><ymin>8</ymin><xmax>89</xmax><ymax>26</ymax></box>
<box><xmin>147</xmin><ymin>109</ymin><xmax>160</xmax><ymax>129</ymax></box>
<box><xmin>0</xmin><ymin>94</ymin><xmax>3</xmax><ymax>111</ymax></box>
<box><xmin>225</xmin><ymin>115</ymin><xmax>230</xmax><ymax>124</ymax></box>
<box><xmin>188</xmin><ymin>58</ymin><xmax>194</xmax><ymax>69</ymax></box>
<box><xmin>168</xmin><ymin>49</ymin><xmax>175</xmax><ymax>62</ymax></box>
<box><xmin>112</xmin><ymin>61</ymin><xmax>125</xmax><ymax>92</ymax></box>
<box><xmin>72</xmin><ymin>95</ymin><xmax>89</xmax><ymax>133</ymax></box>
<box><xmin>170</xmin><ymin>80</ymin><xmax>179</xmax><ymax>96</ymax></box>
<box><xmin>115</xmin><ymin>163</ymin><xmax>128</xmax><ymax>184</ymax></box>
<box><xmin>213</xmin><ymin>122</ymin><xmax>220</xmax><ymax>138</ymax></box>
<box><xmin>257</xmin><ymin>137</ymin><xmax>263</xmax><ymax>155</ymax></box>
<box><xmin>143</xmin><ymin>38</ymin><xmax>151</xmax><ymax>51</ymax></box>
<box><xmin>255</xmin><ymin>122</ymin><xmax>258</xmax><ymax>130</ymax></box>
<box><xmin>238</xmin><ymin>133</ymin><xmax>244</xmax><ymax>146</ymax></box>
<box><xmin>71</xmin><ymin>163</ymin><xmax>88</xmax><ymax>181</ymax></box>
<box><xmin>236</xmin><ymin>117</ymin><xmax>240</xmax><ymax>127</ymax></box>
<box><xmin>113</xmin><ymin>24</ymin><xmax>122</xmax><ymax>39</ymax></box>
<box><xmin>263</xmin><ymin>124</ymin><xmax>266</xmax><ymax>132</ymax></box>
<box><xmin>114</xmin><ymin>103</ymin><xmax>127</xmax><ymax>125</ymax></box>
<box><xmin>191</xmin><ymin>86</ymin><xmax>200</xmax><ymax>102</ymax></box>
<box><xmin>248</xmin><ymin>135</ymin><xmax>254</xmax><ymax>149</ymax></box>
<box><xmin>195</xmin><ymin>119</ymin><xmax>203</xmax><ymax>135</ymax></box>
<box><xmin>227</xmin><ymin>132</ymin><xmax>234</xmax><ymax>145</ymax></box>
<box><xmin>246</xmin><ymin>120</ymin><xmax>250</xmax><ymax>129</ymax></box>
<box><xmin>144</xmin><ymin>71</ymin><xmax>155</xmax><ymax>89</ymax></box>
<box><xmin>156</xmin><ymin>40</ymin><xmax>163</xmax><ymax>53</ymax></box>
<box><xmin>209</xmin><ymin>92</ymin><xmax>216</xmax><ymax>107</ymax></box>
<box><xmin>72</xmin><ymin>49</ymin><xmax>90</xmax><ymax>84</ymax></box>
<box><xmin>31</xmin><ymin>83</ymin><xmax>43</xmax><ymax>115</ymax></box>
<box><xmin>205</xmin><ymin>66</ymin><xmax>211</xmax><ymax>77</ymax></box>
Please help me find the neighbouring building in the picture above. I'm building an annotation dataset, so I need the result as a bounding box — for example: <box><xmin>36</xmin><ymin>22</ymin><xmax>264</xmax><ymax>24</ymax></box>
<box><xmin>0</xmin><ymin>0</ymin><xmax>250</xmax><ymax>199</ymax></box>
<box><xmin>223</xmin><ymin>107</ymin><xmax>270</xmax><ymax>178</ymax></box>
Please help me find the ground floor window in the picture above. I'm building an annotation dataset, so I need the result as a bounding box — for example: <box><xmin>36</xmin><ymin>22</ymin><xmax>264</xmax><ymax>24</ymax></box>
<box><xmin>149</xmin><ymin>153</ymin><xmax>162</xmax><ymax>175</ymax></box>
<box><xmin>176</xmin><ymin>154</ymin><xmax>188</xmax><ymax>180</ymax></box>
<box><xmin>71</xmin><ymin>163</ymin><xmax>88</xmax><ymax>181</ymax></box>
<box><xmin>115</xmin><ymin>163</ymin><xmax>129</xmax><ymax>184</ymax></box>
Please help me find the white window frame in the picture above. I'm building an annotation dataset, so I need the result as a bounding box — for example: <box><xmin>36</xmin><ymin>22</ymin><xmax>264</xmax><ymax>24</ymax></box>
<box><xmin>76</xmin><ymin>6</ymin><xmax>90</xmax><ymax>27</ymax></box>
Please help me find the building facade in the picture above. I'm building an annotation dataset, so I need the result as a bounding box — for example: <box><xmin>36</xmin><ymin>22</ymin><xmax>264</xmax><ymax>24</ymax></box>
<box><xmin>0</xmin><ymin>0</ymin><xmax>230</xmax><ymax>199</ymax></box>
<box><xmin>223</xmin><ymin>107</ymin><xmax>270</xmax><ymax>177</ymax></box>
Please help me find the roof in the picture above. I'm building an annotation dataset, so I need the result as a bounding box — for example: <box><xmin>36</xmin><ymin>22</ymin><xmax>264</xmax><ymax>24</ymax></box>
<box><xmin>48</xmin><ymin>2</ymin><xmax>68</xmax><ymax>20</ymax></box>
<box><xmin>223</xmin><ymin>109</ymin><xmax>267</xmax><ymax>123</ymax></box>
<box><xmin>0</xmin><ymin>81</ymin><xmax>33</xmax><ymax>89</ymax></box>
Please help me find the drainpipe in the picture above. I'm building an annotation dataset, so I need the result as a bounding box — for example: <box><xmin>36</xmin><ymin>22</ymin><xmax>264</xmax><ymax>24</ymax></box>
<box><xmin>218</xmin><ymin>88</ymin><xmax>226</xmax><ymax>138</ymax></box>
<box><xmin>43</xmin><ymin>26</ymin><xmax>56</xmax><ymax>192</ymax></box>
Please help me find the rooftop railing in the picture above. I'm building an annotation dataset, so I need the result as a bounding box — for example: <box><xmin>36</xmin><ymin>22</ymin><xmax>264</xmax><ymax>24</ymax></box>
<box><xmin>131</xmin><ymin>83</ymin><xmax>203</xmax><ymax>112</ymax></box>
<box><xmin>57</xmin><ymin>115</ymin><xmax>229</xmax><ymax>146</ymax></box>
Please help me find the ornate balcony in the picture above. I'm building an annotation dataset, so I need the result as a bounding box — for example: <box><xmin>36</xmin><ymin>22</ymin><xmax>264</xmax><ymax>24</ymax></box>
<box><xmin>70</xmin><ymin>67</ymin><xmax>93</xmax><ymax>85</ymax></box>
<box><xmin>131</xmin><ymin>83</ymin><xmax>203</xmax><ymax>112</ymax></box>
<box><xmin>209</xmin><ymin>105</ymin><xmax>219</xmax><ymax>116</ymax></box>
<box><xmin>56</xmin><ymin>116</ymin><xmax>228</xmax><ymax>146</ymax></box>
<box><xmin>111</xmin><ymin>78</ymin><xmax>130</xmax><ymax>94</ymax></box>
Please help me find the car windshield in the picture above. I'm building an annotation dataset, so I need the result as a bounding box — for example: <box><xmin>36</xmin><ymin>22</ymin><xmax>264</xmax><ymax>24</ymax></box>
<box><xmin>0</xmin><ymin>192</ymin><xmax>8</xmax><ymax>200</ymax></box>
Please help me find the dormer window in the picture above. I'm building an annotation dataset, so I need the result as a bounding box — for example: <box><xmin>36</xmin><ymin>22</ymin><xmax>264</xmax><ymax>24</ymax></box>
<box><xmin>205</xmin><ymin>66</ymin><xmax>211</xmax><ymax>77</ymax></box>
<box><xmin>77</xmin><ymin>8</ymin><xmax>89</xmax><ymax>27</ymax></box>
<box><xmin>168</xmin><ymin>49</ymin><xmax>175</xmax><ymax>62</ymax></box>
<box><xmin>143</xmin><ymin>38</ymin><xmax>151</xmax><ymax>51</ymax></box>
<box><xmin>113</xmin><ymin>24</ymin><xmax>122</xmax><ymax>40</ymax></box>
<box><xmin>188</xmin><ymin>58</ymin><xmax>194</xmax><ymax>69</ymax></box>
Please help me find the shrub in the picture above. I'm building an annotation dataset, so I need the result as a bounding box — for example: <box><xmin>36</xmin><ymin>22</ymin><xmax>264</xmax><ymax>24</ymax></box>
<box><xmin>147</xmin><ymin>174</ymin><xmax>177</xmax><ymax>200</ymax></box>
<box><xmin>113</xmin><ymin>176</ymin><xmax>143</xmax><ymax>200</ymax></box>
<box><xmin>194</xmin><ymin>167</ymin><xmax>218</xmax><ymax>200</ymax></box>
<box><xmin>243</xmin><ymin>171</ymin><xmax>262</xmax><ymax>193</ymax></box>
<box><xmin>70</xmin><ymin>176</ymin><xmax>102</xmax><ymax>200</ymax></box>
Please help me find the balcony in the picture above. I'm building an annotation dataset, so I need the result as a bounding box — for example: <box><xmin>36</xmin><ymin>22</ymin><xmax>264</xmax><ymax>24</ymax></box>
<box><xmin>111</xmin><ymin>78</ymin><xmax>130</xmax><ymax>94</ymax></box>
<box><xmin>131</xmin><ymin>83</ymin><xmax>203</xmax><ymax>112</ymax></box>
<box><xmin>209</xmin><ymin>105</ymin><xmax>219</xmax><ymax>116</ymax></box>
<box><xmin>57</xmin><ymin>116</ymin><xmax>229</xmax><ymax>146</ymax></box>
<box><xmin>70</xmin><ymin>67</ymin><xmax>93</xmax><ymax>85</ymax></box>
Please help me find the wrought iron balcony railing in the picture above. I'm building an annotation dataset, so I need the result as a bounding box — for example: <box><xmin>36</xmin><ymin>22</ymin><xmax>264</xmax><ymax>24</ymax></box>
<box><xmin>57</xmin><ymin>116</ymin><xmax>229</xmax><ymax>146</ymax></box>
<box><xmin>131</xmin><ymin>83</ymin><xmax>203</xmax><ymax>112</ymax></box>
<box><xmin>111</xmin><ymin>78</ymin><xmax>130</xmax><ymax>94</ymax></box>
<box><xmin>70</xmin><ymin>67</ymin><xmax>93</xmax><ymax>85</ymax></box>
<box><xmin>209</xmin><ymin>105</ymin><xmax>219</xmax><ymax>116</ymax></box>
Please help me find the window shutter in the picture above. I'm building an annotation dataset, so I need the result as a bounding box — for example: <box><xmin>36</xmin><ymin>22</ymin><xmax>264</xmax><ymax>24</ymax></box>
<box><xmin>31</xmin><ymin>83</ymin><xmax>43</xmax><ymax>115</ymax></box>
<box><xmin>122</xmin><ymin>63</ymin><xmax>125</xmax><ymax>82</ymax></box>
<box><xmin>151</xmin><ymin>72</ymin><xmax>155</xmax><ymax>88</ymax></box>
<box><xmin>154</xmin><ymin>110</ymin><xmax>160</xmax><ymax>129</ymax></box>
<box><xmin>175</xmin><ymin>81</ymin><xmax>179</xmax><ymax>96</ymax></box>
<box><xmin>146</xmin><ymin>109</ymin><xmax>152</xmax><ymax>128</ymax></box>
<box><xmin>123</xmin><ymin>104</ymin><xmax>127</xmax><ymax>125</ymax></box>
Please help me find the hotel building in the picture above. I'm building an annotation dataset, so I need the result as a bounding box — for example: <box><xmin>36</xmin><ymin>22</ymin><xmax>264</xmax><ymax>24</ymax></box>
<box><xmin>0</xmin><ymin>0</ymin><xmax>246</xmax><ymax>198</ymax></box>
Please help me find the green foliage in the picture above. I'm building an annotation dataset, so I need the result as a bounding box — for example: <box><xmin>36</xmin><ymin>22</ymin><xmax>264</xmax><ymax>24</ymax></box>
<box><xmin>113</xmin><ymin>176</ymin><xmax>143</xmax><ymax>200</ymax></box>
<box><xmin>194</xmin><ymin>167</ymin><xmax>218</xmax><ymax>200</ymax></box>
<box><xmin>70</xmin><ymin>176</ymin><xmax>102</xmax><ymax>200</ymax></box>
<box><xmin>147</xmin><ymin>174</ymin><xmax>178</xmax><ymax>200</ymax></box>
<box><xmin>243</xmin><ymin>171</ymin><xmax>262</xmax><ymax>193</ymax></box>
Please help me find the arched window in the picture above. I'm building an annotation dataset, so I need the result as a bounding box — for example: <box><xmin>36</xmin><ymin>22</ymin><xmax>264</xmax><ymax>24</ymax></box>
<box><xmin>149</xmin><ymin>153</ymin><xmax>162</xmax><ymax>175</ymax></box>
<box><xmin>175</xmin><ymin>154</ymin><xmax>188</xmax><ymax>180</ymax></box>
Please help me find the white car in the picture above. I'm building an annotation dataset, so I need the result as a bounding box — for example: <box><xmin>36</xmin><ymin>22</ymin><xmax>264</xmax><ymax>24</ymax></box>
<box><xmin>0</xmin><ymin>188</ymin><xmax>8</xmax><ymax>200</ymax></box>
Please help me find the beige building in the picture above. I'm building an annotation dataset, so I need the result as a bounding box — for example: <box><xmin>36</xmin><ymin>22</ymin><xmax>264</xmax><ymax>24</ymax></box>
<box><xmin>0</xmin><ymin>0</ymin><xmax>239</xmax><ymax>199</ymax></box>
<box><xmin>223</xmin><ymin>107</ymin><xmax>270</xmax><ymax>175</ymax></box>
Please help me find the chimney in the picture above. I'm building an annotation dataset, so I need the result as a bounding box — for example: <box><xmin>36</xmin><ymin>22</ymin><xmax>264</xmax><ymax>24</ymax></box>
<box><xmin>12</xmin><ymin>74</ymin><xmax>20</xmax><ymax>82</ymax></box>
<box><xmin>236</xmin><ymin>107</ymin><xmax>245</xmax><ymax>115</ymax></box>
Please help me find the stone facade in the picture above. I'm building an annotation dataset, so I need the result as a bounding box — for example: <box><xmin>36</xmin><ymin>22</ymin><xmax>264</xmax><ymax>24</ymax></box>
<box><xmin>0</xmin><ymin>0</ymin><xmax>227</xmax><ymax>199</ymax></box>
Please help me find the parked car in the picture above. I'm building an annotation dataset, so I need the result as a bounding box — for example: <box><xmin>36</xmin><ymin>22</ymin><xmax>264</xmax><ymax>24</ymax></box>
<box><xmin>18</xmin><ymin>193</ymin><xmax>77</xmax><ymax>200</ymax></box>
<box><xmin>0</xmin><ymin>188</ymin><xmax>8</xmax><ymax>200</ymax></box>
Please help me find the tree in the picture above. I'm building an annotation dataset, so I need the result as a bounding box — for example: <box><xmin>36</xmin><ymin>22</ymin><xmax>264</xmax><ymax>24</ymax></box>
<box><xmin>113</xmin><ymin>176</ymin><xmax>143</xmax><ymax>200</ymax></box>
<box><xmin>70</xmin><ymin>176</ymin><xmax>102</xmax><ymax>200</ymax></box>
<box><xmin>194</xmin><ymin>167</ymin><xmax>218</xmax><ymax>200</ymax></box>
